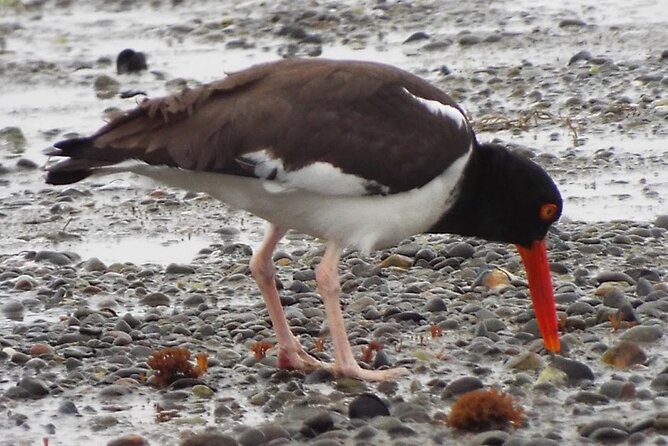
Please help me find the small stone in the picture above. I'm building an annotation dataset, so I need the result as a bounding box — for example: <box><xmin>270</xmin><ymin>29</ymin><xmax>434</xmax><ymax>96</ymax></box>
<box><xmin>559</xmin><ymin>18</ymin><xmax>587</xmax><ymax>28</ymax></box>
<box><xmin>589</xmin><ymin>427</ymin><xmax>628</xmax><ymax>442</ymax></box>
<box><xmin>140</xmin><ymin>292</ymin><xmax>171</xmax><ymax>307</ymax></box>
<box><xmin>506</xmin><ymin>351</ymin><xmax>544</xmax><ymax>371</ymax></box>
<box><xmin>458</xmin><ymin>34</ymin><xmax>482</xmax><ymax>45</ymax></box>
<box><xmin>58</xmin><ymin>400</ymin><xmax>79</xmax><ymax>415</ymax></box>
<box><xmin>0</xmin><ymin>126</ymin><xmax>27</xmax><ymax>153</ymax></box>
<box><xmin>551</xmin><ymin>356</ymin><xmax>594</xmax><ymax>382</ymax></box>
<box><xmin>601</xmin><ymin>341</ymin><xmax>647</xmax><ymax>368</ymax></box>
<box><xmin>18</xmin><ymin>377</ymin><xmax>50</xmax><ymax>399</ymax></box>
<box><xmin>107</xmin><ymin>434</ymin><xmax>150</xmax><ymax>446</ymax></box>
<box><xmin>379</xmin><ymin>254</ymin><xmax>413</xmax><ymax>269</ymax></box>
<box><xmin>180</xmin><ymin>431</ymin><xmax>238</xmax><ymax>446</ymax></box>
<box><xmin>403</xmin><ymin>31</ymin><xmax>430</xmax><ymax>43</ymax></box>
<box><xmin>94</xmin><ymin>74</ymin><xmax>121</xmax><ymax>99</ymax></box>
<box><xmin>349</xmin><ymin>393</ymin><xmax>390</xmax><ymax>419</ymax></box>
<box><xmin>302</xmin><ymin>411</ymin><xmax>334</xmax><ymax>437</ymax></box>
<box><xmin>116</xmin><ymin>48</ymin><xmax>148</xmax><ymax>74</ymax></box>
<box><xmin>442</xmin><ymin>376</ymin><xmax>483</xmax><ymax>397</ymax></box>
<box><xmin>424</xmin><ymin>297</ymin><xmax>447</xmax><ymax>312</ymax></box>
<box><xmin>84</xmin><ymin>257</ymin><xmax>107</xmax><ymax>272</ymax></box>
<box><xmin>655</xmin><ymin>215</ymin><xmax>668</xmax><ymax>230</ymax></box>
<box><xmin>447</xmin><ymin>242</ymin><xmax>475</xmax><ymax>258</ymax></box>
<box><xmin>166</xmin><ymin>263</ymin><xmax>196</xmax><ymax>274</ymax></box>
<box><xmin>568</xmin><ymin>50</ymin><xmax>593</xmax><ymax>65</ymax></box>
<box><xmin>595</xmin><ymin>271</ymin><xmax>635</xmax><ymax>285</ymax></box>
<box><xmin>191</xmin><ymin>384</ymin><xmax>214</xmax><ymax>398</ymax></box>
<box><xmin>579</xmin><ymin>419</ymin><xmax>627</xmax><ymax>437</ymax></box>
<box><xmin>535</xmin><ymin>365</ymin><xmax>568</xmax><ymax>386</ymax></box>
<box><xmin>237</xmin><ymin>428</ymin><xmax>265</xmax><ymax>446</ymax></box>
<box><xmin>620</xmin><ymin>325</ymin><xmax>662</xmax><ymax>343</ymax></box>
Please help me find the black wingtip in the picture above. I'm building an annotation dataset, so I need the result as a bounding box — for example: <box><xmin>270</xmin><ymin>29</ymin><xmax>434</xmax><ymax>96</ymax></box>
<box><xmin>53</xmin><ymin>136</ymin><xmax>92</xmax><ymax>151</ymax></box>
<box><xmin>45</xmin><ymin>170</ymin><xmax>93</xmax><ymax>185</ymax></box>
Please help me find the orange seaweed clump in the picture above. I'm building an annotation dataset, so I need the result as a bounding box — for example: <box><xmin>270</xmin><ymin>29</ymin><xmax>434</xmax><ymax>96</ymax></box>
<box><xmin>446</xmin><ymin>388</ymin><xmax>524</xmax><ymax>431</ymax></box>
<box><xmin>430</xmin><ymin>324</ymin><xmax>443</xmax><ymax>338</ymax></box>
<box><xmin>250</xmin><ymin>340</ymin><xmax>274</xmax><ymax>360</ymax></box>
<box><xmin>147</xmin><ymin>347</ymin><xmax>208</xmax><ymax>387</ymax></box>
<box><xmin>360</xmin><ymin>340</ymin><xmax>383</xmax><ymax>364</ymax></box>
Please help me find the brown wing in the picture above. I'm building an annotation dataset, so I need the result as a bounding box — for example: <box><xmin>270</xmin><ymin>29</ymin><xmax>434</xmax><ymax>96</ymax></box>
<box><xmin>47</xmin><ymin>58</ymin><xmax>473</xmax><ymax>192</ymax></box>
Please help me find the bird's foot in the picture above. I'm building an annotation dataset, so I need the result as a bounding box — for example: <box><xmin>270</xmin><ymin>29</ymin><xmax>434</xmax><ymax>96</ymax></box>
<box><xmin>331</xmin><ymin>364</ymin><xmax>410</xmax><ymax>382</ymax></box>
<box><xmin>277</xmin><ymin>345</ymin><xmax>327</xmax><ymax>372</ymax></box>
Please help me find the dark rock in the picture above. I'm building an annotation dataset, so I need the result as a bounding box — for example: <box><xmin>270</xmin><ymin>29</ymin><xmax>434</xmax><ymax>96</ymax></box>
<box><xmin>180</xmin><ymin>432</ymin><xmax>238</xmax><ymax>446</ymax></box>
<box><xmin>442</xmin><ymin>376</ymin><xmax>483</xmax><ymax>397</ymax></box>
<box><xmin>424</xmin><ymin>297</ymin><xmax>447</xmax><ymax>312</ymax></box>
<box><xmin>568</xmin><ymin>50</ymin><xmax>593</xmax><ymax>65</ymax></box>
<box><xmin>349</xmin><ymin>393</ymin><xmax>390</xmax><ymax>419</ymax></box>
<box><xmin>116</xmin><ymin>48</ymin><xmax>148</xmax><ymax>74</ymax></box>
<box><xmin>237</xmin><ymin>428</ymin><xmax>266</xmax><ymax>446</ymax></box>
<box><xmin>551</xmin><ymin>357</ymin><xmax>594</xmax><ymax>382</ymax></box>
<box><xmin>107</xmin><ymin>435</ymin><xmax>150</xmax><ymax>446</ymax></box>
<box><xmin>447</xmin><ymin>242</ymin><xmax>475</xmax><ymax>258</ymax></box>
<box><xmin>559</xmin><ymin>18</ymin><xmax>587</xmax><ymax>28</ymax></box>
<box><xmin>403</xmin><ymin>31</ymin><xmax>430</xmax><ymax>43</ymax></box>
<box><xmin>165</xmin><ymin>263</ymin><xmax>195</xmax><ymax>274</ymax></box>
<box><xmin>301</xmin><ymin>411</ymin><xmax>334</xmax><ymax>437</ymax></box>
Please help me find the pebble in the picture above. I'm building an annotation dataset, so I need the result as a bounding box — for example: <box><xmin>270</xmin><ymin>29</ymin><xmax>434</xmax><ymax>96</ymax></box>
<box><xmin>620</xmin><ymin>325</ymin><xmax>663</xmax><ymax>343</ymax></box>
<box><xmin>551</xmin><ymin>356</ymin><xmax>595</xmax><ymax>382</ymax></box>
<box><xmin>349</xmin><ymin>393</ymin><xmax>390</xmax><ymax>419</ymax></box>
<box><xmin>107</xmin><ymin>434</ymin><xmax>150</xmax><ymax>446</ymax></box>
<box><xmin>140</xmin><ymin>292</ymin><xmax>171</xmax><ymax>307</ymax></box>
<box><xmin>94</xmin><ymin>74</ymin><xmax>120</xmax><ymax>99</ymax></box>
<box><xmin>601</xmin><ymin>341</ymin><xmax>647</xmax><ymax>368</ymax></box>
<box><xmin>442</xmin><ymin>376</ymin><xmax>483</xmax><ymax>397</ymax></box>
<box><xmin>180</xmin><ymin>432</ymin><xmax>239</xmax><ymax>446</ymax></box>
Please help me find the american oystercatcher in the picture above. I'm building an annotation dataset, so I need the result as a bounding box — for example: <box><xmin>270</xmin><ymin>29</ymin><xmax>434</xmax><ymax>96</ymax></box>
<box><xmin>46</xmin><ymin>58</ymin><xmax>562</xmax><ymax>381</ymax></box>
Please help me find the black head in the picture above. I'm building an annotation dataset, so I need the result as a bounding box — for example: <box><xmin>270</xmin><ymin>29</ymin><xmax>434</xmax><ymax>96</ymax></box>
<box><xmin>433</xmin><ymin>142</ymin><xmax>562</xmax><ymax>247</ymax></box>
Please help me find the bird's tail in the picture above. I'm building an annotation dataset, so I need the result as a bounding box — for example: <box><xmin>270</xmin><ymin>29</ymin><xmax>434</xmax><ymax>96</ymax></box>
<box><xmin>44</xmin><ymin>137</ymin><xmax>121</xmax><ymax>185</ymax></box>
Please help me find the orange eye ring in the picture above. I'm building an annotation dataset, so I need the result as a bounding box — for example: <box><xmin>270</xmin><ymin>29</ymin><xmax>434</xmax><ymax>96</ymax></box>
<box><xmin>540</xmin><ymin>203</ymin><xmax>558</xmax><ymax>221</ymax></box>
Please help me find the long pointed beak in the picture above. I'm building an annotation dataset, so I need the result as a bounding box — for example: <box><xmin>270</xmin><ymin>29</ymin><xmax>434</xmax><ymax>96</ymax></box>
<box><xmin>515</xmin><ymin>239</ymin><xmax>560</xmax><ymax>353</ymax></box>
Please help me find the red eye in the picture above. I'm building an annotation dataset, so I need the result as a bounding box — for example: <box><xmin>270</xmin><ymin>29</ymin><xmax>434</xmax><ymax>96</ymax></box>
<box><xmin>540</xmin><ymin>203</ymin><xmax>558</xmax><ymax>221</ymax></box>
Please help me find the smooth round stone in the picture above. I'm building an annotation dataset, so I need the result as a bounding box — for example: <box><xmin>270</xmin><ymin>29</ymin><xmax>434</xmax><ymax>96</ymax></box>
<box><xmin>601</xmin><ymin>341</ymin><xmax>647</xmax><ymax>368</ymax></box>
<box><xmin>589</xmin><ymin>427</ymin><xmax>628</xmax><ymax>442</ymax></box>
<box><xmin>58</xmin><ymin>400</ymin><xmax>79</xmax><ymax>415</ymax></box>
<box><xmin>349</xmin><ymin>393</ymin><xmax>390</xmax><ymax>419</ymax></box>
<box><xmin>180</xmin><ymin>432</ymin><xmax>239</xmax><ymax>446</ymax></box>
<box><xmin>260</xmin><ymin>424</ymin><xmax>290</xmax><ymax>443</ymax></box>
<box><xmin>107</xmin><ymin>434</ymin><xmax>149</xmax><ymax>446</ymax></box>
<box><xmin>84</xmin><ymin>257</ymin><xmax>107</xmax><ymax>272</ymax></box>
<box><xmin>599</xmin><ymin>380</ymin><xmax>636</xmax><ymax>400</ymax></box>
<box><xmin>471</xmin><ymin>430</ymin><xmax>510</xmax><ymax>445</ymax></box>
<box><xmin>302</xmin><ymin>411</ymin><xmax>334</xmax><ymax>436</ymax></box>
<box><xmin>620</xmin><ymin>325</ymin><xmax>662</xmax><ymax>343</ymax></box>
<box><xmin>551</xmin><ymin>357</ymin><xmax>594</xmax><ymax>382</ymax></box>
<box><xmin>447</xmin><ymin>242</ymin><xmax>475</xmax><ymax>258</ymax></box>
<box><xmin>139</xmin><ymin>292</ymin><xmax>171</xmax><ymax>307</ymax></box>
<box><xmin>424</xmin><ymin>297</ymin><xmax>447</xmax><ymax>312</ymax></box>
<box><xmin>442</xmin><ymin>376</ymin><xmax>483</xmax><ymax>397</ymax></box>
<box><xmin>165</xmin><ymin>263</ymin><xmax>195</xmax><ymax>274</ymax></box>
<box><xmin>17</xmin><ymin>377</ymin><xmax>50</xmax><ymax>398</ymax></box>
<box><xmin>237</xmin><ymin>427</ymin><xmax>266</xmax><ymax>446</ymax></box>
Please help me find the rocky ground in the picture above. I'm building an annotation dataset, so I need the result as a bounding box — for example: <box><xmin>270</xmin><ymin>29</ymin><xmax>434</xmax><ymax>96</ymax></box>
<box><xmin>0</xmin><ymin>0</ymin><xmax>667</xmax><ymax>445</ymax></box>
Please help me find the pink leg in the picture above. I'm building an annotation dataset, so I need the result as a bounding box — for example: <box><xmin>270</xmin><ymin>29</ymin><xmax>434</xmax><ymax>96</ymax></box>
<box><xmin>249</xmin><ymin>224</ymin><xmax>324</xmax><ymax>371</ymax></box>
<box><xmin>316</xmin><ymin>243</ymin><xmax>409</xmax><ymax>381</ymax></box>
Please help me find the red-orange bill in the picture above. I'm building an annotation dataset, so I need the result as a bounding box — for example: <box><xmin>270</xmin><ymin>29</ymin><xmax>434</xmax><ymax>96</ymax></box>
<box><xmin>516</xmin><ymin>239</ymin><xmax>560</xmax><ymax>352</ymax></box>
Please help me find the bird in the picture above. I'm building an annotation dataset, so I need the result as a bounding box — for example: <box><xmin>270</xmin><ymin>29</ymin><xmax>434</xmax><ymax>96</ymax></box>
<box><xmin>45</xmin><ymin>58</ymin><xmax>563</xmax><ymax>381</ymax></box>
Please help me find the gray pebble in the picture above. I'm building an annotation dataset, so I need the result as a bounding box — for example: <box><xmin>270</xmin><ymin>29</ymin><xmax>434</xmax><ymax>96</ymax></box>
<box><xmin>620</xmin><ymin>325</ymin><xmax>663</xmax><ymax>343</ymax></box>
<box><xmin>237</xmin><ymin>428</ymin><xmax>266</xmax><ymax>446</ymax></box>
<box><xmin>442</xmin><ymin>376</ymin><xmax>483</xmax><ymax>397</ymax></box>
<box><xmin>166</xmin><ymin>263</ymin><xmax>195</xmax><ymax>274</ymax></box>
<box><xmin>140</xmin><ymin>292</ymin><xmax>171</xmax><ymax>307</ymax></box>
<box><xmin>349</xmin><ymin>393</ymin><xmax>390</xmax><ymax>419</ymax></box>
